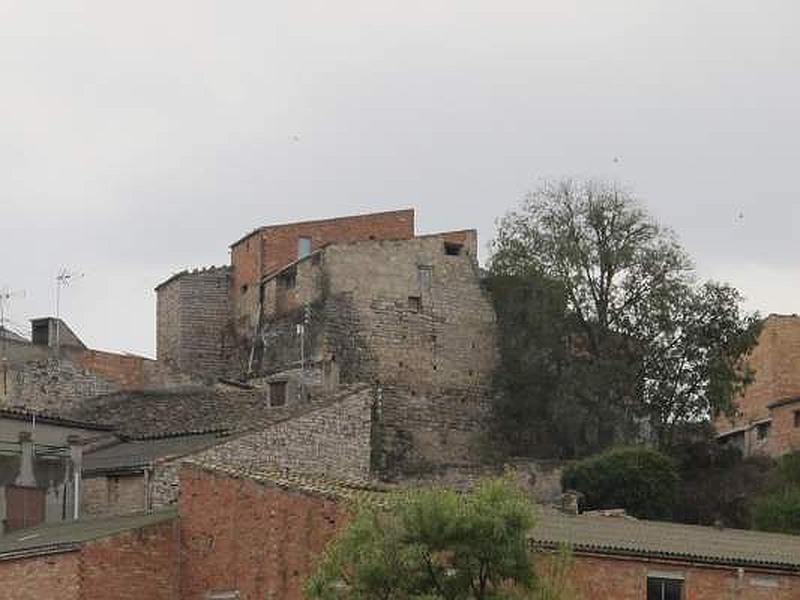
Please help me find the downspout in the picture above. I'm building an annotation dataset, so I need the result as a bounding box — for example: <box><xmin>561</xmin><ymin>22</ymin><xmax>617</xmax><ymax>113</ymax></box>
<box><xmin>67</xmin><ymin>435</ymin><xmax>83</xmax><ymax>520</ymax></box>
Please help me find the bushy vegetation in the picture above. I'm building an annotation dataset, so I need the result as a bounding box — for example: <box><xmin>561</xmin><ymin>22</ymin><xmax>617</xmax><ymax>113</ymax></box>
<box><xmin>305</xmin><ymin>475</ymin><xmax>540</xmax><ymax>600</ymax></box>
<box><xmin>561</xmin><ymin>447</ymin><xmax>680</xmax><ymax>519</ymax></box>
<box><xmin>752</xmin><ymin>451</ymin><xmax>800</xmax><ymax>535</ymax></box>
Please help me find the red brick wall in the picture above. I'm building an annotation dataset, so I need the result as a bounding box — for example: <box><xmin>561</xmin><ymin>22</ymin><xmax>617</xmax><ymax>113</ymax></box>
<box><xmin>540</xmin><ymin>552</ymin><xmax>800</xmax><ymax>600</ymax></box>
<box><xmin>717</xmin><ymin>315</ymin><xmax>800</xmax><ymax>435</ymax></box>
<box><xmin>79</xmin><ymin>519</ymin><xmax>179</xmax><ymax>600</ymax></box>
<box><xmin>768</xmin><ymin>400</ymin><xmax>800</xmax><ymax>456</ymax></box>
<box><xmin>0</xmin><ymin>551</ymin><xmax>80</xmax><ymax>600</ymax></box>
<box><xmin>179</xmin><ymin>465</ymin><xmax>347</xmax><ymax>600</ymax></box>
<box><xmin>230</xmin><ymin>210</ymin><xmax>415</xmax><ymax>330</ymax></box>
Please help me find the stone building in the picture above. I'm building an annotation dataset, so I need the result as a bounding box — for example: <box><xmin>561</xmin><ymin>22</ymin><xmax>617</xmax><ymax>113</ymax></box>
<box><xmin>155</xmin><ymin>209</ymin><xmax>499</xmax><ymax>478</ymax></box>
<box><xmin>716</xmin><ymin>314</ymin><xmax>800</xmax><ymax>457</ymax></box>
<box><xmin>0</xmin><ymin>317</ymin><xmax>194</xmax><ymax>413</ymax></box>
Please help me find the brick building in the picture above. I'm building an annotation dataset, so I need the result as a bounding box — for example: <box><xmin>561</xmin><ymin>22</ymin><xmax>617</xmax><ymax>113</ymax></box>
<box><xmin>0</xmin><ymin>509</ymin><xmax>178</xmax><ymax>600</ymax></box>
<box><xmin>716</xmin><ymin>314</ymin><xmax>800</xmax><ymax>457</ymax></box>
<box><xmin>175</xmin><ymin>462</ymin><xmax>800</xmax><ymax>600</ymax></box>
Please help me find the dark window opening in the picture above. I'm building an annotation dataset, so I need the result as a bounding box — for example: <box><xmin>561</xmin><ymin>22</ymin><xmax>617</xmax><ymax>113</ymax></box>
<box><xmin>278</xmin><ymin>268</ymin><xmax>297</xmax><ymax>290</ymax></box>
<box><xmin>241</xmin><ymin>284</ymin><xmax>248</xmax><ymax>295</ymax></box>
<box><xmin>444</xmin><ymin>242</ymin><xmax>463</xmax><ymax>256</ymax></box>
<box><xmin>269</xmin><ymin>381</ymin><xmax>287</xmax><ymax>407</ymax></box>
<box><xmin>408</xmin><ymin>296</ymin><xmax>422</xmax><ymax>313</ymax></box>
<box><xmin>756</xmin><ymin>422</ymin><xmax>771</xmax><ymax>440</ymax></box>
<box><xmin>311</xmin><ymin>252</ymin><xmax>322</xmax><ymax>266</ymax></box>
<box><xmin>795</xmin><ymin>410</ymin><xmax>800</xmax><ymax>428</ymax></box>
<box><xmin>647</xmin><ymin>577</ymin><xmax>683</xmax><ymax>600</ymax></box>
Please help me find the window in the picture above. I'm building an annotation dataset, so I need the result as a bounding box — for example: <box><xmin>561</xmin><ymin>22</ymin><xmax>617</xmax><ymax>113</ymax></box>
<box><xmin>269</xmin><ymin>381</ymin><xmax>287</xmax><ymax>407</ymax></box>
<box><xmin>444</xmin><ymin>242</ymin><xmax>463</xmax><ymax>256</ymax></box>
<box><xmin>241</xmin><ymin>283</ymin><xmax>248</xmax><ymax>295</ymax></box>
<box><xmin>647</xmin><ymin>577</ymin><xmax>683</xmax><ymax>600</ymax></box>
<box><xmin>408</xmin><ymin>296</ymin><xmax>422</xmax><ymax>313</ymax></box>
<box><xmin>794</xmin><ymin>410</ymin><xmax>800</xmax><ymax>428</ymax></box>
<box><xmin>298</xmin><ymin>236</ymin><xmax>312</xmax><ymax>259</ymax></box>
<box><xmin>756</xmin><ymin>421</ymin><xmax>771</xmax><ymax>440</ymax></box>
<box><xmin>418</xmin><ymin>265</ymin><xmax>433</xmax><ymax>292</ymax></box>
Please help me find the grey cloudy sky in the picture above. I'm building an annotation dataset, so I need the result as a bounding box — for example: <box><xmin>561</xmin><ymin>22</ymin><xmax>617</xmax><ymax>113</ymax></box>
<box><xmin>2</xmin><ymin>0</ymin><xmax>798</xmax><ymax>357</ymax></box>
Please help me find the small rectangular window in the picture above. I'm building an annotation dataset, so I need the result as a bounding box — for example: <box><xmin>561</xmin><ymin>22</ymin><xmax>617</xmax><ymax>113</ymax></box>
<box><xmin>298</xmin><ymin>236</ymin><xmax>312</xmax><ymax>259</ymax></box>
<box><xmin>756</xmin><ymin>422</ymin><xmax>771</xmax><ymax>440</ymax></box>
<box><xmin>269</xmin><ymin>381</ymin><xmax>287</xmax><ymax>407</ymax></box>
<box><xmin>408</xmin><ymin>296</ymin><xmax>422</xmax><ymax>313</ymax></box>
<box><xmin>794</xmin><ymin>410</ymin><xmax>800</xmax><ymax>428</ymax></box>
<box><xmin>444</xmin><ymin>242</ymin><xmax>463</xmax><ymax>256</ymax></box>
<box><xmin>647</xmin><ymin>577</ymin><xmax>683</xmax><ymax>600</ymax></box>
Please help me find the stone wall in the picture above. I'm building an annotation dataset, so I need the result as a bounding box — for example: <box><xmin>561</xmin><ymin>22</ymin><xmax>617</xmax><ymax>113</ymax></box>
<box><xmin>192</xmin><ymin>387</ymin><xmax>374</xmax><ymax>482</ymax></box>
<box><xmin>81</xmin><ymin>474</ymin><xmax>146</xmax><ymax>518</ymax></box>
<box><xmin>155</xmin><ymin>266</ymin><xmax>233</xmax><ymax>380</ymax></box>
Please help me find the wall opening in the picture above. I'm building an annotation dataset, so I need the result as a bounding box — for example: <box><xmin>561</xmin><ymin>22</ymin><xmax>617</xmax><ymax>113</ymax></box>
<box><xmin>444</xmin><ymin>242</ymin><xmax>463</xmax><ymax>256</ymax></box>
<box><xmin>269</xmin><ymin>381</ymin><xmax>287</xmax><ymax>407</ymax></box>
<box><xmin>298</xmin><ymin>236</ymin><xmax>312</xmax><ymax>259</ymax></box>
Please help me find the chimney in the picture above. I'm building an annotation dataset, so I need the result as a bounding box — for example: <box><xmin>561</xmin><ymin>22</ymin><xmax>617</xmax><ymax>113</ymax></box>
<box><xmin>560</xmin><ymin>491</ymin><xmax>580</xmax><ymax>516</ymax></box>
<box><xmin>67</xmin><ymin>435</ymin><xmax>83</xmax><ymax>520</ymax></box>
<box><xmin>15</xmin><ymin>431</ymin><xmax>36</xmax><ymax>487</ymax></box>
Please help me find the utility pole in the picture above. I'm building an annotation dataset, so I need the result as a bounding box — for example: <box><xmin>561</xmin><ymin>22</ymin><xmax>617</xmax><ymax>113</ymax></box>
<box><xmin>54</xmin><ymin>269</ymin><xmax>83</xmax><ymax>354</ymax></box>
<box><xmin>0</xmin><ymin>286</ymin><xmax>24</xmax><ymax>397</ymax></box>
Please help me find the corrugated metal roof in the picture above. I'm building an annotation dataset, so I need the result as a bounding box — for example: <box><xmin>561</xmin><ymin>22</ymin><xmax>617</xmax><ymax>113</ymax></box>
<box><xmin>531</xmin><ymin>508</ymin><xmax>800</xmax><ymax>571</ymax></box>
<box><xmin>83</xmin><ymin>432</ymin><xmax>226</xmax><ymax>473</ymax></box>
<box><xmin>0</xmin><ymin>509</ymin><xmax>176</xmax><ymax>560</ymax></box>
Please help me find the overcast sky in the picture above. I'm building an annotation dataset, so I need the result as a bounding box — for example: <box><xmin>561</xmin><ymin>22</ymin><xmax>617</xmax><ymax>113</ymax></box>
<box><xmin>2</xmin><ymin>1</ymin><xmax>798</xmax><ymax>357</ymax></box>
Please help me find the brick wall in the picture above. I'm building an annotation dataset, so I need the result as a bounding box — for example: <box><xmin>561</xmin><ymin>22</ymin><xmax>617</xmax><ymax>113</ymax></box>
<box><xmin>768</xmin><ymin>399</ymin><xmax>800</xmax><ymax>456</ymax></box>
<box><xmin>542</xmin><ymin>552</ymin><xmax>800</xmax><ymax>600</ymax></box>
<box><xmin>179</xmin><ymin>465</ymin><xmax>347</xmax><ymax>600</ymax></box>
<box><xmin>717</xmin><ymin>315</ymin><xmax>800</xmax><ymax>434</ymax></box>
<box><xmin>0</xmin><ymin>518</ymin><xmax>178</xmax><ymax>600</ymax></box>
<box><xmin>231</xmin><ymin>209</ymin><xmax>416</xmax><ymax>333</ymax></box>
<box><xmin>0</xmin><ymin>551</ymin><xmax>80</xmax><ymax>600</ymax></box>
<box><xmin>79</xmin><ymin>518</ymin><xmax>179</xmax><ymax>600</ymax></box>
<box><xmin>192</xmin><ymin>387</ymin><xmax>374</xmax><ymax>482</ymax></box>
<box><xmin>156</xmin><ymin>267</ymin><xmax>233</xmax><ymax>379</ymax></box>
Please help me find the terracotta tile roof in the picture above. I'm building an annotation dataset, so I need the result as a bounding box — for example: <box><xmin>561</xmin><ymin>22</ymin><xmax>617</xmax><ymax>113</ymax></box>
<box><xmin>531</xmin><ymin>508</ymin><xmax>800</xmax><ymax>572</ymax></box>
<box><xmin>184</xmin><ymin>460</ymin><xmax>390</xmax><ymax>506</ymax></box>
<box><xmin>0</xmin><ymin>509</ymin><xmax>177</xmax><ymax>560</ymax></box>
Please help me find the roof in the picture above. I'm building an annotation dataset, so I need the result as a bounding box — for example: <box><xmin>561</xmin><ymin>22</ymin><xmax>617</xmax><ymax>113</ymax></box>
<box><xmin>64</xmin><ymin>386</ymin><xmax>277</xmax><ymax>438</ymax></box>
<box><xmin>0</xmin><ymin>509</ymin><xmax>176</xmax><ymax>561</ymax></box>
<box><xmin>531</xmin><ymin>508</ymin><xmax>800</xmax><ymax>572</ymax></box>
<box><xmin>768</xmin><ymin>396</ymin><xmax>800</xmax><ymax>410</ymax></box>
<box><xmin>184</xmin><ymin>460</ymin><xmax>389</xmax><ymax>505</ymax></box>
<box><xmin>64</xmin><ymin>384</ymin><xmax>368</xmax><ymax>439</ymax></box>
<box><xmin>0</xmin><ymin>407</ymin><xmax>113</xmax><ymax>432</ymax></box>
<box><xmin>229</xmin><ymin>208</ymin><xmax>415</xmax><ymax>248</ymax></box>
<box><xmin>83</xmin><ymin>432</ymin><xmax>226</xmax><ymax>474</ymax></box>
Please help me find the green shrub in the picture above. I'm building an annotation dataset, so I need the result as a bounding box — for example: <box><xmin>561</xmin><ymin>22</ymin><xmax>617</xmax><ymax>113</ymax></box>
<box><xmin>561</xmin><ymin>446</ymin><xmax>679</xmax><ymax>519</ymax></box>
<box><xmin>752</xmin><ymin>486</ymin><xmax>800</xmax><ymax>535</ymax></box>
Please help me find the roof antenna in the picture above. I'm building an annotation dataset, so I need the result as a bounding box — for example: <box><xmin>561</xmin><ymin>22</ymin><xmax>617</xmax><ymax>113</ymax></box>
<box><xmin>0</xmin><ymin>285</ymin><xmax>25</xmax><ymax>397</ymax></box>
<box><xmin>55</xmin><ymin>268</ymin><xmax>84</xmax><ymax>354</ymax></box>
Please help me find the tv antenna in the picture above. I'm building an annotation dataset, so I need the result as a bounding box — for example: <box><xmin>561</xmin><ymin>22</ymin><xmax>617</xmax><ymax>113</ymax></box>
<box><xmin>1</xmin><ymin>286</ymin><xmax>26</xmax><ymax>396</ymax></box>
<box><xmin>55</xmin><ymin>268</ymin><xmax>84</xmax><ymax>353</ymax></box>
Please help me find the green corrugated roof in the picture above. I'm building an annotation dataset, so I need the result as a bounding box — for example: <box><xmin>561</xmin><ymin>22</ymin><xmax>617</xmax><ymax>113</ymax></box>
<box><xmin>531</xmin><ymin>508</ymin><xmax>800</xmax><ymax>571</ymax></box>
<box><xmin>0</xmin><ymin>509</ymin><xmax>177</xmax><ymax>560</ymax></box>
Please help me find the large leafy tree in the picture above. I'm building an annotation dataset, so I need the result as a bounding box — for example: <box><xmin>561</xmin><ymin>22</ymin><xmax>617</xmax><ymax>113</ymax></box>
<box><xmin>490</xmin><ymin>179</ymin><xmax>760</xmax><ymax>454</ymax></box>
<box><xmin>305</xmin><ymin>476</ymin><xmax>537</xmax><ymax>600</ymax></box>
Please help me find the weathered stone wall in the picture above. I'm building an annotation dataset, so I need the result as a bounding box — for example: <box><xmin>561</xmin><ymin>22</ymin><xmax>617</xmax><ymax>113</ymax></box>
<box><xmin>5</xmin><ymin>359</ymin><xmax>118</xmax><ymax>412</ymax></box>
<box><xmin>81</xmin><ymin>474</ymin><xmax>145</xmax><ymax>517</ymax></box>
<box><xmin>155</xmin><ymin>266</ymin><xmax>232</xmax><ymax>380</ymax></box>
<box><xmin>192</xmin><ymin>387</ymin><xmax>374</xmax><ymax>482</ymax></box>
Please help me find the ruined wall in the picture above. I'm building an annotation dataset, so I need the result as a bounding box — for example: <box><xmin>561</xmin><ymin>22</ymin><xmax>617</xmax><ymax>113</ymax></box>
<box><xmin>155</xmin><ymin>266</ymin><xmax>232</xmax><ymax>380</ymax></box>
<box><xmin>192</xmin><ymin>387</ymin><xmax>374</xmax><ymax>482</ymax></box>
<box><xmin>231</xmin><ymin>209</ymin><xmax>416</xmax><ymax>333</ymax></box>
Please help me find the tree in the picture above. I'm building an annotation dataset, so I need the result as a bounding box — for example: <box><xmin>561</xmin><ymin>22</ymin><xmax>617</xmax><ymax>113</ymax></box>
<box><xmin>305</xmin><ymin>476</ymin><xmax>537</xmax><ymax>600</ymax></box>
<box><xmin>490</xmin><ymin>179</ymin><xmax>760</xmax><ymax>453</ymax></box>
<box><xmin>561</xmin><ymin>446</ymin><xmax>680</xmax><ymax>520</ymax></box>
